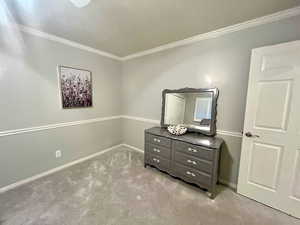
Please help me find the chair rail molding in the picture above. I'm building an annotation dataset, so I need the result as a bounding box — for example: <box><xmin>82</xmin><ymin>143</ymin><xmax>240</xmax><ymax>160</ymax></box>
<box><xmin>121</xmin><ymin>115</ymin><xmax>243</xmax><ymax>138</ymax></box>
<box><xmin>0</xmin><ymin>116</ymin><xmax>121</xmax><ymax>137</ymax></box>
<box><xmin>0</xmin><ymin>115</ymin><xmax>242</xmax><ymax>138</ymax></box>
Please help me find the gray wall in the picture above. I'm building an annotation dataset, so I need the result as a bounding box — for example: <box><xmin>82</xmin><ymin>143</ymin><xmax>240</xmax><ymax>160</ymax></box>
<box><xmin>121</xmin><ymin>15</ymin><xmax>300</xmax><ymax>187</ymax></box>
<box><xmin>1</xmin><ymin>15</ymin><xmax>300</xmax><ymax>190</ymax></box>
<box><xmin>0</xmin><ymin>27</ymin><xmax>122</xmax><ymax>188</ymax></box>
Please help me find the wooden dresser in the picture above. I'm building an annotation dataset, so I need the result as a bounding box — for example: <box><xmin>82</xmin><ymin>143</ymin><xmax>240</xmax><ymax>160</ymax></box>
<box><xmin>144</xmin><ymin>127</ymin><xmax>223</xmax><ymax>198</ymax></box>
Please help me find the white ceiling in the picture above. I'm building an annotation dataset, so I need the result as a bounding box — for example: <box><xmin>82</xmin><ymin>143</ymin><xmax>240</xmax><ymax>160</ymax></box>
<box><xmin>3</xmin><ymin>0</ymin><xmax>300</xmax><ymax>57</ymax></box>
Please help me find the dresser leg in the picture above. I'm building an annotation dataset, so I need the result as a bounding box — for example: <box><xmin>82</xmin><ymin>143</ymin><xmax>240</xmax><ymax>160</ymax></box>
<box><xmin>208</xmin><ymin>186</ymin><xmax>216</xmax><ymax>199</ymax></box>
<box><xmin>144</xmin><ymin>163</ymin><xmax>147</xmax><ymax>168</ymax></box>
<box><xmin>208</xmin><ymin>191</ymin><xmax>215</xmax><ymax>199</ymax></box>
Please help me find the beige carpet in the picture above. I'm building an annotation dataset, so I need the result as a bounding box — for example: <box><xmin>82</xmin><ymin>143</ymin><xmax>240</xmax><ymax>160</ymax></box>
<box><xmin>0</xmin><ymin>146</ymin><xmax>299</xmax><ymax>225</ymax></box>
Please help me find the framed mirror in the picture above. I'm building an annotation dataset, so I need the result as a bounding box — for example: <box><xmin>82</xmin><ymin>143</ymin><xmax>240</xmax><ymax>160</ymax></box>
<box><xmin>161</xmin><ymin>88</ymin><xmax>219</xmax><ymax>136</ymax></box>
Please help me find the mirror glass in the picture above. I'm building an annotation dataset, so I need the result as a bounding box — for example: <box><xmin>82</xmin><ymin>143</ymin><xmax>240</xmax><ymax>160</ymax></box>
<box><xmin>163</xmin><ymin>89</ymin><xmax>217</xmax><ymax>135</ymax></box>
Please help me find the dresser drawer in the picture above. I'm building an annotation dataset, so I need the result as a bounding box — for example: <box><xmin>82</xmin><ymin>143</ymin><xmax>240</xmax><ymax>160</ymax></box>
<box><xmin>174</xmin><ymin>151</ymin><xmax>212</xmax><ymax>174</ymax></box>
<box><xmin>146</xmin><ymin>153</ymin><xmax>170</xmax><ymax>171</ymax></box>
<box><xmin>145</xmin><ymin>133</ymin><xmax>171</xmax><ymax>148</ymax></box>
<box><xmin>173</xmin><ymin>163</ymin><xmax>211</xmax><ymax>186</ymax></box>
<box><xmin>173</xmin><ymin>140</ymin><xmax>214</xmax><ymax>161</ymax></box>
<box><xmin>145</xmin><ymin>143</ymin><xmax>171</xmax><ymax>159</ymax></box>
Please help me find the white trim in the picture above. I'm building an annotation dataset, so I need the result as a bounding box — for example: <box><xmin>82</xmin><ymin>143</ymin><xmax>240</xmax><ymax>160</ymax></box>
<box><xmin>2</xmin><ymin>6</ymin><xmax>300</xmax><ymax>61</ymax></box>
<box><xmin>121</xmin><ymin>115</ymin><xmax>243</xmax><ymax>138</ymax></box>
<box><xmin>121</xmin><ymin>115</ymin><xmax>160</xmax><ymax>124</ymax></box>
<box><xmin>122</xmin><ymin>143</ymin><xmax>238</xmax><ymax>190</ymax></box>
<box><xmin>17</xmin><ymin>25</ymin><xmax>122</xmax><ymax>61</ymax></box>
<box><xmin>122</xmin><ymin>6</ymin><xmax>300</xmax><ymax>60</ymax></box>
<box><xmin>3</xmin><ymin>7</ymin><xmax>300</xmax><ymax>61</ymax></box>
<box><xmin>0</xmin><ymin>115</ymin><xmax>243</xmax><ymax>138</ymax></box>
<box><xmin>216</xmin><ymin>130</ymin><xmax>243</xmax><ymax>138</ymax></box>
<box><xmin>0</xmin><ymin>143</ymin><xmax>237</xmax><ymax>193</ymax></box>
<box><xmin>0</xmin><ymin>144</ymin><xmax>122</xmax><ymax>193</ymax></box>
<box><xmin>121</xmin><ymin>143</ymin><xmax>144</xmax><ymax>153</ymax></box>
<box><xmin>219</xmin><ymin>179</ymin><xmax>237</xmax><ymax>190</ymax></box>
<box><xmin>0</xmin><ymin>116</ymin><xmax>121</xmax><ymax>137</ymax></box>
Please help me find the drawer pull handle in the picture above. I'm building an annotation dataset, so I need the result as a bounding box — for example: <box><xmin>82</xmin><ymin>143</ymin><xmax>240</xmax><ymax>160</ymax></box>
<box><xmin>153</xmin><ymin>148</ymin><xmax>161</xmax><ymax>153</ymax></box>
<box><xmin>153</xmin><ymin>158</ymin><xmax>160</xmax><ymax>163</ymax></box>
<box><xmin>154</xmin><ymin>138</ymin><xmax>161</xmax><ymax>143</ymax></box>
<box><xmin>188</xmin><ymin>147</ymin><xmax>197</xmax><ymax>153</ymax></box>
<box><xmin>186</xmin><ymin>171</ymin><xmax>196</xmax><ymax>177</ymax></box>
<box><xmin>187</xmin><ymin>159</ymin><xmax>197</xmax><ymax>165</ymax></box>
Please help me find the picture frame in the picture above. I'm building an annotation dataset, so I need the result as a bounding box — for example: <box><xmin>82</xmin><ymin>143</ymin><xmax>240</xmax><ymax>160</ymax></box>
<box><xmin>58</xmin><ymin>65</ymin><xmax>93</xmax><ymax>109</ymax></box>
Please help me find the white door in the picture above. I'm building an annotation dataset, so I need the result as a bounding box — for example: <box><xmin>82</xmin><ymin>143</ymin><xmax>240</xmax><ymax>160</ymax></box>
<box><xmin>238</xmin><ymin>40</ymin><xmax>300</xmax><ymax>218</ymax></box>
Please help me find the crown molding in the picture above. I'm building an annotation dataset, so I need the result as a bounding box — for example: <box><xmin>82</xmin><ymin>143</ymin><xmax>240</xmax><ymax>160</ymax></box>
<box><xmin>17</xmin><ymin>25</ymin><xmax>122</xmax><ymax>61</ymax></box>
<box><xmin>122</xmin><ymin>6</ymin><xmax>300</xmax><ymax>60</ymax></box>
<box><xmin>8</xmin><ymin>6</ymin><xmax>300</xmax><ymax>61</ymax></box>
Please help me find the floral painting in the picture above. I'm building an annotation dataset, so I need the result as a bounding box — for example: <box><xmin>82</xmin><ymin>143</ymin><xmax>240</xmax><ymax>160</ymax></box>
<box><xmin>58</xmin><ymin>66</ymin><xmax>93</xmax><ymax>108</ymax></box>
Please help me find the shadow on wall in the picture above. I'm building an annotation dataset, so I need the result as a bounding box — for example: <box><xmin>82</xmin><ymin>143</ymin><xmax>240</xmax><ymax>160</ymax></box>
<box><xmin>220</xmin><ymin>141</ymin><xmax>234</xmax><ymax>178</ymax></box>
<box><xmin>0</xmin><ymin>0</ymin><xmax>26</xmax><ymax>55</ymax></box>
<box><xmin>219</xmin><ymin>138</ymin><xmax>242</xmax><ymax>188</ymax></box>
<box><xmin>123</xmin><ymin>40</ymin><xmax>221</xmax><ymax>116</ymax></box>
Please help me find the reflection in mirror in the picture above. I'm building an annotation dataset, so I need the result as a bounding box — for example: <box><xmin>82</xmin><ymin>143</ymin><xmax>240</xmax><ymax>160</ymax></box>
<box><xmin>163</xmin><ymin>89</ymin><xmax>218</xmax><ymax>136</ymax></box>
<box><xmin>194</xmin><ymin>94</ymin><xmax>212</xmax><ymax>122</ymax></box>
<box><xmin>164</xmin><ymin>93</ymin><xmax>186</xmax><ymax>125</ymax></box>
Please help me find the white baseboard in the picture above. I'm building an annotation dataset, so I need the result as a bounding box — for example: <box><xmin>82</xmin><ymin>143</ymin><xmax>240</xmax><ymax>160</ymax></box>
<box><xmin>218</xmin><ymin>179</ymin><xmax>237</xmax><ymax>190</ymax></box>
<box><xmin>0</xmin><ymin>144</ymin><xmax>122</xmax><ymax>193</ymax></box>
<box><xmin>0</xmin><ymin>143</ymin><xmax>237</xmax><ymax>194</ymax></box>
<box><xmin>122</xmin><ymin>143</ymin><xmax>238</xmax><ymax>190</ymax></box>
<box><xmin>121</xmin><ymin>143</ymin><xmax>144</xmax><ymax>153</ymax></box>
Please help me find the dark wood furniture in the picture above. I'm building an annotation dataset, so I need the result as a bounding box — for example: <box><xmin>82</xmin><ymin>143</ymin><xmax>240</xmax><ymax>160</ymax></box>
<box><xmin>144</xmin><ymin>127</ymin><xmax>223</xmax><ymax>199</ymax></box>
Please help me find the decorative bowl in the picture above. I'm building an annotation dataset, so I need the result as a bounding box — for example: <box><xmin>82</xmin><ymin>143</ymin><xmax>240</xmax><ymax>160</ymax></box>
<box><xmin>167</xmin><ymin>125</ymin><xmax>187</xmax><ymax>136</ymax></box>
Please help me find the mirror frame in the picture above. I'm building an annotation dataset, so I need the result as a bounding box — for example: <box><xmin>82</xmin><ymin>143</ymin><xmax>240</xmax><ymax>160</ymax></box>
<box><xmin>161</xmin><ymin>87</ymin><xmax>219</xmax><ymax>136</ymax></box>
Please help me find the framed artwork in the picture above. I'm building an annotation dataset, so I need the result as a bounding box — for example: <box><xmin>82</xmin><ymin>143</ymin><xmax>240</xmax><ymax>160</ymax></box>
<box><xmin>58</xmin><ymin>65</ymin><xmax>93</xmax><ymax>109</ymax></box>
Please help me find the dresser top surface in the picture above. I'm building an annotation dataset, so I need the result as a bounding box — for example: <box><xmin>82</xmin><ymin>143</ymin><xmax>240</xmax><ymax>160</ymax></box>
<box><xmin>145</xmin><ymin>127</ymin><xmax>223</xmax><ymax>149</ymax></box>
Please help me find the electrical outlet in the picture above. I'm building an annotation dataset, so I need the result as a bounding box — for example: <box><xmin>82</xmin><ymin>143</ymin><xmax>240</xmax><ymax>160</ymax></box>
<box><xmin>55</xmin><ymin>150</ymin><xmax>62</xmax><ymax>158</ymax></box>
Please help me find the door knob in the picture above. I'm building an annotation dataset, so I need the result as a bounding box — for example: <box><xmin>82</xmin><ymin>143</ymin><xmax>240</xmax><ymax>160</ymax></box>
<box><xmin>245</xmin><ymin>132</ymin><xmax>260</xmax><ymax>138</ymax></box>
